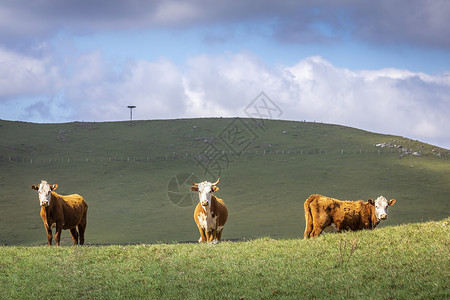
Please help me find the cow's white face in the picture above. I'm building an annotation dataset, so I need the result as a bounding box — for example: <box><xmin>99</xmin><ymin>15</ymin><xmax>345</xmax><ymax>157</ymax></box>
<box><xmin>31</xmin><ymin>181</ymin><xmax>57</xmax><ymax>207</ymax></box>
<box><xmin>191</xmin><ymin>181</ymin><xmax>219</xmax><ymax>208</ymax></box>
<box><xmin>373</xmin><ymin>196</ymin><xmax>396</xmax><ymax>220</ymax></box>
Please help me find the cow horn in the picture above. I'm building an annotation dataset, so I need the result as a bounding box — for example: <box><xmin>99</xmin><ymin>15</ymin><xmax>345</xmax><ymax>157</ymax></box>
<box><xmin>212</xmin><ymin>178</ymin><xmax>220</xmax><ymax>186</ymax></box>
<box><xmin>190</xmin><ymin>180</ymin><xmax>198</xmax><ymax>186</ymax></box>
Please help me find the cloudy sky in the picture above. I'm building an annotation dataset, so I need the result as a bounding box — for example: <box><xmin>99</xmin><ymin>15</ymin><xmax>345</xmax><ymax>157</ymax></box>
<box><xmin>1</xmin><ymin>0</ymin><xmax>449</xmax><ymax>148</ymax></box>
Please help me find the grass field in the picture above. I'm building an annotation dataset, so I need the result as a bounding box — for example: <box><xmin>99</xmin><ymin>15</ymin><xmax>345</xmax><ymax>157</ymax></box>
<box><xmin>0</xmin><ymin>118</ymin><xmax>449</xmax><ymax>245</ymax></box>
<box><xmin>1</xmin><ymin>218</ymin><xmax>448</xmax><ymax>299</ymax></box>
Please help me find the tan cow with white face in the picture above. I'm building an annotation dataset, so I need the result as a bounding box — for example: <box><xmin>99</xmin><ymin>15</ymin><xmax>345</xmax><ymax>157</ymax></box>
<box><xmin>304</xmin><ymin>194</ymin><xmax>396</xmax><ymax>238</ymax></box>
<box><xmin>191</xmin><ymin>179</ymin><xmax>228</xmax><ymax>243</ymax></box>
<box><xmin>30</xmin><ymin>180</ymin><xmax>88</xmax><ymax>246</ymax></box>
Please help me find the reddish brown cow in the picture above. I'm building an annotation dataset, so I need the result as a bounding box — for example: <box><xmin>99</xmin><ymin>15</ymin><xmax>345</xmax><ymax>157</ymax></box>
<box><xmin>30</xmin><ymin>180</ymin><xmax>88</xmax><ymax>246</ymax></box>
<box><xmin>304</xmin><ymin>194</ymin><xmax>396</xmax><ymax>239</ymax></box>
<box><xmin>191</xmin><ymin>179</ymin><xmax>228</xmax><ymax>243</ymax></box>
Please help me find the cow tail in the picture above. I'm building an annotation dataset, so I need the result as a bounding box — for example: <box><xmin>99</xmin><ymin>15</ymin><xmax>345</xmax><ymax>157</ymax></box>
<box><xmin>303</xmin><ymin>195</ymin><xmax>315</xmax><ymax>239</ymax></box>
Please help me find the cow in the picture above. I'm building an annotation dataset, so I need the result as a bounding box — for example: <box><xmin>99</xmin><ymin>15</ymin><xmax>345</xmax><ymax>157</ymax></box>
<box><xmin>191</xmin><ymin>178</ymin><xmax>228</xmax><ymax>243</ymax></box>
<box><xmin>30</xmin><ymin>180</ymin><xmax>88</xmax><ymax>246</ymax></box>
<box><xmin>304</xmin><ymin>194</ymin><xmax>396</xmax><ymax>239</ymax></box>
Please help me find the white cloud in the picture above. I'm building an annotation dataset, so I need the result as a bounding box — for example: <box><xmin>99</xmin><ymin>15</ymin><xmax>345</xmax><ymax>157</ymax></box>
<box><xmin>183</xmin><ymin>52</ymin><xmax>278</xmax><ymax>118</ymax></box>
<box><xmin>0</xmin><ymin>47</ymin><xmax>61</xmax><ymax>99</ymax></box>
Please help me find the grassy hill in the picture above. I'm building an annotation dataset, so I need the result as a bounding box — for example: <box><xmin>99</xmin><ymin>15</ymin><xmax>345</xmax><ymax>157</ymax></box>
<box><xmin>1</xmin><ymin>219</ymin><xmax>449</xmax><ymax>299</ymax></box>
<box><xmin>0</xmin><ymin>118</ymin><xmax>449</xmax><ymax>245</ymax></box>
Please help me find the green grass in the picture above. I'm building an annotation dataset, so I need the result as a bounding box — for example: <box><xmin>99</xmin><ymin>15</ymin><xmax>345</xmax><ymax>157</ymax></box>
<box><xmin>0</xmin><ymin>118</ymin><xmax>449</xmax><ymax>245</ymax></box>
<box><xmin>1</xmin><ymin>218</ymin><xmax>449</xmax><ymax>299</ymax></box>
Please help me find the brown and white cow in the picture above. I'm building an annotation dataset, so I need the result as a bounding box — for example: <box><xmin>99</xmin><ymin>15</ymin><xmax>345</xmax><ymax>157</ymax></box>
<box><xmin>191</xmin><ymin>179</ymin><xmax>228</xmax><ymax>243</ymax></box>
<box><xmin>30</xmin><ymin>180</ymin><xmax>88</xmax><ymax>246</ymax></box>
<box><xmin>304</xmin><ymin>194</ymin><xmax>396</xmax><ymax>239</ymax></box>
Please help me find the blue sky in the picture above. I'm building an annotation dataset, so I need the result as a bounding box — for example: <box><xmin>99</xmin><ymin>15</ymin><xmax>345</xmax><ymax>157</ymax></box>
<box><xmin>0</xmin><ymin>0</ymin><xmax>449</xmax><ymax>148</ymax></box>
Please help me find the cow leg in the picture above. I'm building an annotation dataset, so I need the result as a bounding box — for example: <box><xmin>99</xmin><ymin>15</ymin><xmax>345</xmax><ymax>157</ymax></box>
<box><xmin>312</xmin><ymin>227</ymin><xmax>324</xmax><ymax>237</ymax></box>
<box><xmin>305</xmin><ymin>200</ymin><xmax>323</xmax><ymax>239</ymax></box>
<box><xmin>78</xmin><ymin>210</ymin><xmax>87</xmax><ymax>245</ymax></box>
<box><xmin>204</xmin><ymin>231</ymin><xmax>212</xmax><ymax>242</ymax></box>
<box><xmin>78</xmin><ymin>225</ymin><xmax>85</xmax><ymax>245</ymax></box>
<box><xmin>198</xmin><ymin>226</ymin><xmax>207</xmax><ymax>243</ymax></box>
<box><xmin>45</xmin><ymin>225</ymin><xmax>53</xmax><ymax>246</ymax></box>
<box><xmin>78</xmin><ymin>213</ymin><xmax>87</xmax><ymax>245</ymax></box>
<box><xmin>311</xmin><ymin>220</ymin><xmax>327</xmax><ymax>237</ymax></box>
<box><xmin>208</xmin><ymin>229</ymin><xmax>217</xmax><ymax>243</ymax></box>
<box><xmin>304</xmin><ymin>209</ymin><xmax>313</xmax><ymax>239</ymax></box>
<box><xmin>304</xmin><ymin>219</ymin><xmax>314</xmax><ymax>239</ymax></box>
<box><xmin>54</xmin><ymin>224</ymin><xmax>62</xmax><ymax>246</ymax></box>
<box><xmin>304</xmin><ymin>214</ymin><xmax>321</xmax><ymax>238</ymax></box>
<box><xmin>304</xmin><ymin>225</ymin><xmax>312</xmax><ymax>239</ymax></box>
<box><xmin>216</xmin><ymin>228</ymin><xmax>223</xmax><ymax>242</ymax></box>
<box><xmin>69</xmin><ymin>228</ymin><xmax>79</xmax><ymax>245</ymax></box>
<box><xmin>311</xmin><ymin>216</ymin><xmax>332</xmax><ymax>237</ymax></box>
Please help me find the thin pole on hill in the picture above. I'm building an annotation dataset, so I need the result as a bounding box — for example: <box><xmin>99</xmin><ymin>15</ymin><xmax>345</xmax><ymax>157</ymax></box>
<box><xmin>127</xmin><ymin>105</ymin><xmax>136</xmax><ymax>126</ymax></box>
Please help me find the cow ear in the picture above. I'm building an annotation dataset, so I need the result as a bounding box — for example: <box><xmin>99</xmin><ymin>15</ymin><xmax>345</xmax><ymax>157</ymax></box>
<box><xmin>367</xmin><ymin>199</ymin><xmax>375</xmax><ymax>205</ymax></box>
<box><xmin>190</xmin><ymin>186</ymin><xmax>199</xmax><ymax>192</ymax></box>
<box><xmin>211</xmin><ymin>186</ymin><xmax>219</xmax><ymax>193</ymax></box>
<box><xmin>388</xmin><ymin>199</ymin><xmax>396</xmax><ymax>206</ymax></box>
<box><xmin>50</xmin><ymin>184</ymin><xmax>58</xmax><ymax>191</ymax></box>
<box><xmin>30</xmin><ymin>185</ymin><xmax>39</xmax><ymax>191</ymax></box>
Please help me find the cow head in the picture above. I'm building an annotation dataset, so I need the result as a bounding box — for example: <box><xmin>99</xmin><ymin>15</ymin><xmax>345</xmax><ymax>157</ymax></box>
<box><xmin>30</xmin><ymin>180</ymin><xmax>58</xmax><ymax>207</ymax></box>
<box><xmin>368</xmin><ymin>196</ymin><xmax>396</xmax><ymax>220</ymax></box>
<box><xmin>190</xmin><ymin>179</ymin><xmax>220</xmax><ymax>208</ymax></box>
